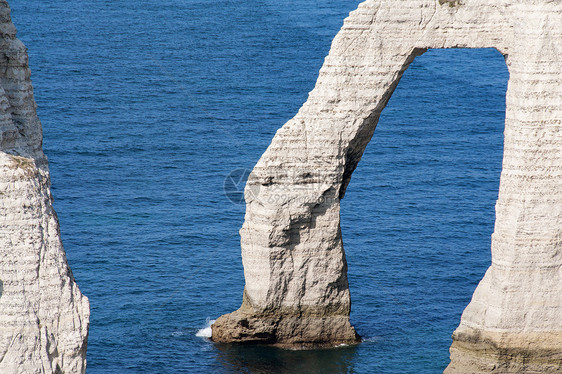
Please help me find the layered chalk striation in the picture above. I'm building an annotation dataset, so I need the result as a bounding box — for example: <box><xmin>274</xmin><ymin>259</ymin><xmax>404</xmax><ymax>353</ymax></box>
<box><xmin>212</xmin><ymin>0</ymin><xmax>562</xmax><ymax>372</ymax></box>
<box><xmin>0</xmin><ymin>2</ymin><xmax>89</xmax><ymax>373</ymax></box>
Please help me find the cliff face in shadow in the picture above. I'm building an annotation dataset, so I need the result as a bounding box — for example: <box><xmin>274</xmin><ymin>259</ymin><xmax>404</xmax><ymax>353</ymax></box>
<box><xmin>212</xmin><ymin>0</ymin><xmax>562</xmax><ymax>372</ymax></box>
<box><xmin>0</xmin><ymin>2</ymin><xmax>89</xmax><ymax>373</ymax></box>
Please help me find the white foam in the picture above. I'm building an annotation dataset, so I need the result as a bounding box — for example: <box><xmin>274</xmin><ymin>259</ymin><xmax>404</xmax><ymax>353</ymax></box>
<box><xmin>361</xmin><ymin>336</ymin><xmax>381</xmax><ymax>343</ymax></box>
<box><xmin>195</xmin><ymin>318</ymin><xmax>215</xmax><ymax>339</ymax></box>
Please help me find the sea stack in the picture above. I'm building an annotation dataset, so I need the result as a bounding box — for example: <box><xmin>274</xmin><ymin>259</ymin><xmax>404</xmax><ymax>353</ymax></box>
<box><xmin>212</xmin><ymin>0</ymin><xmax>562</xmax><ymax>372</ymax></box>
<box><xmin>0</xmin><ymin>1</ymin><xmax>89</xmax><ymax>373</ymax></box>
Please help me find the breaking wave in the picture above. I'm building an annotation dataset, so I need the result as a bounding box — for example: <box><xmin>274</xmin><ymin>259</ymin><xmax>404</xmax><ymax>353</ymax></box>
<box><xmin>195</xmin><ymin>318</ymin><xmax>215</xmax><ymax>338</ymax></box>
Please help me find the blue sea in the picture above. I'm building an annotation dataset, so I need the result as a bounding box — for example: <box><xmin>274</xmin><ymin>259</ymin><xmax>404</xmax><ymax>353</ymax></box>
<box><xmin>10</xmin><ymin>1</ymin><xmax>508</xmax><ymax>373</ymax></box>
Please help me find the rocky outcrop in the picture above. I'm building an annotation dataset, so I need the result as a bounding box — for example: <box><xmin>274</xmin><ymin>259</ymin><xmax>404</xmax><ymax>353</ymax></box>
<box><xmin>212</xmin><ymin>0</ymin><xmax>562</xmax><ymax>371</ymax></box>
<box><xmin>0</xmin><ymin>2</ymin><xmax>89</xmax><ymax>373</ymax></box>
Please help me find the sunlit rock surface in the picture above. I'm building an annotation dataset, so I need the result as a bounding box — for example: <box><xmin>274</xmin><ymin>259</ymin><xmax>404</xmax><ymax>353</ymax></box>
<box><xmin>0</xmin><ymin>1</ymin><xmax>89</xmax><ymax>373</ymax></box>
<box><xmin>212</xmin><ymin>0</ymin><xmax>562</xmax><ymax>372</ymax></box>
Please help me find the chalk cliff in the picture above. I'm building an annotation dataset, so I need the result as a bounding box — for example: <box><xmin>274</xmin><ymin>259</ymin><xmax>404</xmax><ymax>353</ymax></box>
<box><xmin>0</xmin><ymin>2</ymin><xmax>89</xmax><ymax>373</ymax></box>
<box><xmin>212</xmin><ymin>0</ymin><xmax>562</xmax><ymax>372</ymax></box>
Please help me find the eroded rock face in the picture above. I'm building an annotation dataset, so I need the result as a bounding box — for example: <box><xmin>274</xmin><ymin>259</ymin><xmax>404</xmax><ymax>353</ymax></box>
<box><xmin>0</xmin><ymin>2</ymin><xmax>89</xmax><ymax>373</ymax></box>
<box><xmin>212</xmin><ymin>0</ymin><xmax>562</xmax><ymax>371</ymax></box>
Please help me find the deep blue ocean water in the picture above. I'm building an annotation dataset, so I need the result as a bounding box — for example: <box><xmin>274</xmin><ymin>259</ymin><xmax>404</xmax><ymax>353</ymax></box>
<box><xmin>10</xmin><ymin>1</ymin><xmax>508</xmax><ymax>373</ymax></box>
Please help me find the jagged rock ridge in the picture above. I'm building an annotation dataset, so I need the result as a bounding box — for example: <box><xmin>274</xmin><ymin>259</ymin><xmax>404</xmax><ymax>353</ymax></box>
<box><xmin>212</xmin><ymin>0</ymin><xmax>562</xmax><ymax>372</ymax></box>
<box><xmin>0</xmin><ymin>2</ymin><xmax>89</xmax><ymax>373</ymax></box>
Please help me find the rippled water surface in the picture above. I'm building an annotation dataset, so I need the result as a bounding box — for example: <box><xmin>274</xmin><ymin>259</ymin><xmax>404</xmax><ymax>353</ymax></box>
<box><xmin>10</xmin><ymin>1</ymin><xmax>508</xmax><ymax>373</ymax></box>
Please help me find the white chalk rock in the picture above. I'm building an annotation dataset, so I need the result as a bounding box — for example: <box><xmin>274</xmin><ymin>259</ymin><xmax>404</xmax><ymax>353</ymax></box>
<box><xmin>213</xmin><ymin>0</ymin><xmax>562</xmax><ymax>372</ymax></box>
<box><xmin>0</xmin><ymin>2</ymin><xmax>89</xmax><ymax>373</ymax></box>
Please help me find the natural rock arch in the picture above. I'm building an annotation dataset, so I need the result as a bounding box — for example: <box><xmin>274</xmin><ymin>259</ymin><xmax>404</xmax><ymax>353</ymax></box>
<box><xmin>212</xmin><ymin>0</ymin><xmax>562</xmax><ymax>372</ymax></box>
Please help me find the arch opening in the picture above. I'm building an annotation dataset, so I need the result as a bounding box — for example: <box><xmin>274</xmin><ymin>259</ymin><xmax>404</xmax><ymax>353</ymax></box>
<box><xmin>341</xmin><ymin>47</ymin><xmax>508</xmax><ymax>371</ymax></box>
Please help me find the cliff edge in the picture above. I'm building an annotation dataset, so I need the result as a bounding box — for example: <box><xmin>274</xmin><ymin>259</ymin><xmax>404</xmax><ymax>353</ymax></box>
<box><xmin>0</xmin><ymin>2</ymin><xmax>89</xmax><ymax>373</ymax></box>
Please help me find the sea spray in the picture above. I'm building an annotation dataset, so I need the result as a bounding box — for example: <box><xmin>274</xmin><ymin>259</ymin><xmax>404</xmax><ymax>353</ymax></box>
<box><xmin>196</xmin><ymin>318</ymin><xmax>216</xmax><ymax>339</ymax></box>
